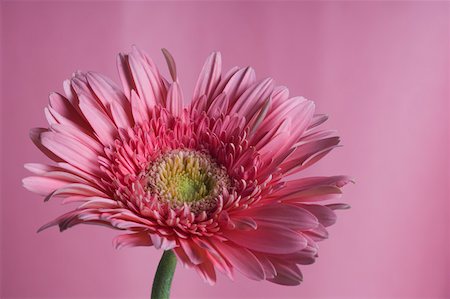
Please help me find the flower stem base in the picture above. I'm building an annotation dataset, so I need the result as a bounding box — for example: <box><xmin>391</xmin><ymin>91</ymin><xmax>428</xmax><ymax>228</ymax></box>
<box><xmin>151</xmin><ymin>250</ymin><xmax>177</xmax><ymax>299</ymax></box>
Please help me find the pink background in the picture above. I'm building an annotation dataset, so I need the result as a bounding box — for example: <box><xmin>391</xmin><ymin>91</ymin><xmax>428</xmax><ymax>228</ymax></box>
<box><xmin>1</xmin><ymin>1</ymin><xmax>449</xmax><ymax>298</ymax></box>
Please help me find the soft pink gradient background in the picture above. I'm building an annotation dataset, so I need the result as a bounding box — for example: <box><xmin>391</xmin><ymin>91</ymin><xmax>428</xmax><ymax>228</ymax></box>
<box><xmin>1</xmin><ymin>1</ymin><xmax>449</xmax><ymax>298</ymax></box>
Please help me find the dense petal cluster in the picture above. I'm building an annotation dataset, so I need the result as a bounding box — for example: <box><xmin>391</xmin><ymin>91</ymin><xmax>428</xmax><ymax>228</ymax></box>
<box><xmin>23</xmin><ymin>46</ymin><xmax>351</xmax><ymax>285</ymax></box>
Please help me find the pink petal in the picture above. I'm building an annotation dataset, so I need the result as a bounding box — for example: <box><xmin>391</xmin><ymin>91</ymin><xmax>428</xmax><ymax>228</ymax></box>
<box><xmin>40</xmin><ymin>132</ymin><xmax>101</xmax><ymax>175</ymax></box>
<box><xmin>79</xmin><ymin>97</ymin><xmax>117</xmax><ymax>145</ymax></box>
<box><xmin>70</xmin><ymin>74</ymin><xmax>102</xmax><ymax>108</ymax></box>
<box><xmin>46</xmin><ymin>105</ymin><xmax>92</xmax><ymax>136</ymax></box>
<box><xmin>57</xmin><ymin>162</ymin><xmax>103</xmax><ymax>188</ymax></box>
<box><xmin>244</xmin><ymin>204</ymin><xmax>319</xmax><ymax>230</ymax></box>
<box><xmin>257</xmin><ymin>97</ymin><xmax>315</xmax><ymax>154</ymax></box>
<box><xmin>78</xmin><ymin>197</ymin><xmax>119</xmax><ymax>209</ymax></box>
<box><xmin>44</xmin><ymin>107</ymin><xmax>58</xmax><ymax>125</ymax></box>
<box><xmin>270</xmin><ymin>85</ymin><xmax>290</xmax><ymax>108</ymax></box>
<box><xmin>218</xmin><ymin>67</ymin><xmax>256</xmax><ymax>104</ymax></box>
<box><xmin>254</xmin><ymin>119</ymin><xmax>291</xmax><ymax>162</ymax></box>
<box><xmin>24</xmin><ymin>163</ymin><xmax>59</xmax><ymax>175</ymax></box>
<box><xmin>190</xmin><ymin>94</ymin><xmax>207</xmax><ymax>115</ymax></box>
<box><xmin>179</xmin><ymin>239</ymin><xmax>206</xmax><ymax>265</ymax></box>
<box><xmin>116</xmin><ymin>53</ymin><xmax>134</xmax><ymax>98</ymax></box>
<box><xmin>50</xmin><ymin>123</ymin><xmax>103</xmax><ymax>153</ymax></box>
<box><xmin>288</xmin><ymin>100</ymin><xmax>315</xmax><ymax>141</ymax></box>
<box><xmin>31</xmin><ymin>169</ymin><xmax>89</xmax><ymax>185</ymax></box>
<box><xmin>194</xmin><ymin>260</ymin><xmax>217</xmax><ymax>286</ymax></box>
<box><xmin>166</xmin><ymin>82</ymin><xmax>183</xmax><ymax>116</ymax></box>
<box><xmin>130</xmin><ymin>90</ymin><xmax>149</xmax><ymax>123</ymax></box>
<box><xmin>195</xmin><ymin>239</ymin><xmax>234</xmax><ymax>280</ymax></box>
<box><xmin>305</xmin><ymin>224</ymin><xmax>329</xmax><ymax>241</ymax></box>
<box><xmin>223</xmin><ymin>224</ymin><xmax>307</xmax><ymax>254</ymax></box>
<box><xmin>231</xmin><ymin>217</ymin><xmax>258</xmax><ymax>231</ymax></box>
<box><xmin>308</xmin><ymin>114</ymin><xmax>329</xmax><ymax>130</ymax></box>
<box><xmin>193</xmin><ymin>52</ymin><xmax>222</xmax><ymax>102</ymax></box>
<box><xmin>297</xmin><ymin>204</ymin><xmax>337</xmax><ymax>227</ymax></box>
<box><xmin>29</xmin><ymin>128</ymin><xmax>63</xmax><ymax>162</ymax></box>
<box><xmin>38</xmin><ymin>209</ymin><xmax>102</xmax><ymax>232</ymax></box>
<box><xmin>46</xmin><ymin>184</ymin><xmax>107</xmax><ymax>201</ymax></box>
<box><xmin>280</xmin><ymin>136</ymin><xmax>341</xmax><ymax>174</ymax></box>
<box><xmin>22</xmin><ymin>176</ymin><xmax>69</xmax><ymax>196</ymax></box>
<box><xmin>161</xmin><ymin>48</ymin><xmax>178</xmax><ymax>82</ymax></box>
<box><xmin>282</xmin><ymin>186</ymin><xmax>343</xmax><ymax>202</ymax></box>
<box><xmin>248</xmin><ymin>97</ymin><xmax>271</xmax><ymax>136</ymax></box>
<box><xmin>229</xmin><ymin>78</ymin><xmax>273</xmax><ymax>121</ymax></box>
<box><xmin>128</xmin><ymin>46</ymin><xmax>167</xmax><ymax>110</ymax></box>
<box><xmin>63</xmin><ymin>79</ymin><xmax>77</xmax><ymax>103</ymax></box>
<box><xmin>48</xmin><ymin>92</ymin><xmax>86</xmax><ymax>127</ymax></box>
<box><xmin>276</xmin><ymin>249</ymin><xmax>318</xmax><ymax>265</ymax></box>
<box><xmin>110</xmin><ymin>99</ymin><xmax>133</xmax><ymax>128</ymax></box>
<box><xmin>267</xmin><ymin>262</ymin><xmax>303</xmax><ymax>286</ymax></box>
<box><xmin>253</xmin><ymin>253</ymin><xmax>277</xmax><ymax>279</ymax></box>
<box><xmin>273</xmin><ymin>176</ymin><xmax>352</xmax><ymax>202</ymax></box>
<box><xmin>150</xmin><ymin>234</ymin><xmax>177</xmax><ymax>250</ymax></box>
<box><xmin>257</xmin><ymin>96</ymin><xmax>302</xmax><ymax>135</ymax></box>
<box><xmin>113</xmin><ymin>232</ymin><xmax>153</xmax><ymax>249</ymax></box>
<box><xmin>206</xmin><ymin>93</ymin><xmax>229</xmax><ymax>118</ymax></box>
<box><xmin>326</xmin><ymin>203</ymin><xmax>351</xmax><ymax>210</ymax></box>
<box><xmin>214</xmin><ymin>242</ymin><xmax>265</xmax><ymax>281</ymax></box>
<box><xmin>86</xmin><ymin>71</ymin><xmax>128</xmax><ymax>107</ymax></box>
<box><xmin>293</xmin><ymin>175</ymin><xmax>350</xmax><ymax>190</ymax></box>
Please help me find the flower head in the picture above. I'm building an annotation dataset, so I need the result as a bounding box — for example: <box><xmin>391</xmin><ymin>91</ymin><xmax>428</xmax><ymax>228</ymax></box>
<box><xmin>23</xmin><ymin>46</ymin><xmax>351</xmax><ymax>285</ymax></box>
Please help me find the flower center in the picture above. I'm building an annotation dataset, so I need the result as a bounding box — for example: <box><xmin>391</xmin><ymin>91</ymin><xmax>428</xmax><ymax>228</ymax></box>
<box><xmin>147</xmin><ymin>150</ymin><xmax>230</xmax><ymax>206</ymax></box>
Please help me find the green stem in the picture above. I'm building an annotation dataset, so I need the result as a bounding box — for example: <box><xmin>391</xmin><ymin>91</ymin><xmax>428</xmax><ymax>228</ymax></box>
<box><xmin>151</xmin><ymin>250</ymin><xmax>177</xmax><ymax>299</ymax></box>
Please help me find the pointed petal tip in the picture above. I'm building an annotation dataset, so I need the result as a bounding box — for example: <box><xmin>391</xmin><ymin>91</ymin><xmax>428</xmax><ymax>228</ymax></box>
<box><xmin>21</xmin><ymin>177</ymin><xmax>28</xmax><ymax>187</ymax></box>
<box><xmin>43</xmin><ymin>191</ymin><xmax>56</xmax><ymax>202</ymax></box>
<box><xmin>210</xmin><ymin>51</ymin><xmax>222</xmax><ymax>61</ymax></box>
<box><xmin>161</xmin><ymin>48</ymin><xmax>177</xmax><ymax>81</ymax></box>
<box><xmin>36</xmin><ymin>223</ymin><xmax>52</xmax><ymax>233</ymax></box>
<box><xmin>48</xmin><ymin>91</ymin><xmax>58</xmax><ymax>99</ymax></box>
<box><xmin>326</xmin><ymin>203</ymin><xmax>351</xmax><ymax>210</ymax></box>
<box><xmin>268</xmin><ymin>277</ymin><xmax>302</xmax><ymax>286</ymax></box>
<box><xmin>72</xmin><ymin>70</ymin><xmax>86</xmax><ymax>78</ymax></box>
<box><xmin>131</xmin><ymin>44</ymin><xmax>144</xmax><ymax>55</ymax></box>
<box><xmin>29</xmin><ymin>127</ymin><xmax>43</xmax><ymax>139</ymax></box>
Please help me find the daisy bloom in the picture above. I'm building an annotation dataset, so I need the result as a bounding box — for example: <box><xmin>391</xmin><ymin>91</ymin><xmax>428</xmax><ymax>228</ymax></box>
<box><xmin>23</xmin><ymin>46</ymin><xmax>351</xmax><ymax>295</ymax></box>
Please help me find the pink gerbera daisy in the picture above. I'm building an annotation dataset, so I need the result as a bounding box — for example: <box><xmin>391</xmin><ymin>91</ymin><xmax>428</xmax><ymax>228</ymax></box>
<box><xmin>23</xmin><ymin>46</ymin><xmax>351</xmax><ymax>288</ymax></box>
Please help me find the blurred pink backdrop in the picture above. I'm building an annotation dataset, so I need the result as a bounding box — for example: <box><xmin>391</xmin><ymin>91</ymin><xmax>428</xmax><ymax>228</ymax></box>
<box><xmin>1</xmin><ymin>1</ymin><xmax>449</xmax><ymax>298</ymax></box>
